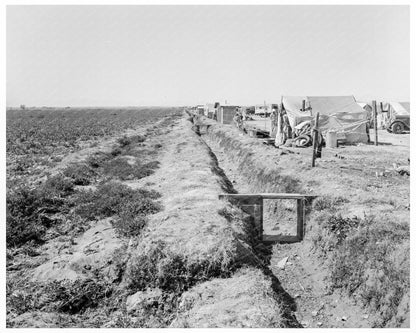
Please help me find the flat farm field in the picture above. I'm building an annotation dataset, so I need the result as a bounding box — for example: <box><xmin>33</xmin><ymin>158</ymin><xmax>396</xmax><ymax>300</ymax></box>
<box><xmin>7</xmin><ymin>107</ymin><xmax>181</xmax><ymax>181</ymax></box>
<box><xmin>6</xmin><ymin>107</ymin><xmax>184</xmax><ymax>327</ymax></box>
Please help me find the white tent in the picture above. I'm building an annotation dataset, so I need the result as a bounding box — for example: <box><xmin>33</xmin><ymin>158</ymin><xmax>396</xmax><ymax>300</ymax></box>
<box><xmin>282</xmin><ymin>95</ymin><xmax>369</xmax><ymax>144</ymax></box>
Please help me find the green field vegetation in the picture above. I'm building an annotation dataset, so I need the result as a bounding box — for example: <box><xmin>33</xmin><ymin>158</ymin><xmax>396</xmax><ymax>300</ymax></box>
<box><xmin>6</xmin><ymin>108</ymin><xmax>183</xmax><ymax>328</ymax></box>
<box><xmin>6</xmin><ymin>107</ymin><xmax>180</xmax><ymax>175</ymax></box>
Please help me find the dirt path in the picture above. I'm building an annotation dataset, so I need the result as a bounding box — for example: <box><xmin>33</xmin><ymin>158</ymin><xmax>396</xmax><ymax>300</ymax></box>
<box><xmin>202</xmin><ymin>133</ymin><xmax>373</xmax><ymax>328</ymax></box>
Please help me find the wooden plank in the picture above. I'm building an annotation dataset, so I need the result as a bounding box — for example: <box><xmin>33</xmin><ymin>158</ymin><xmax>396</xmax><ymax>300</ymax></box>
<box><xmin>262</xmin><ymin>235</ymin><xmax>299</xmax><ymax>244</ymax></box>
<box><xmin>297</xmin><ymin>198</ymin><xmax>305</xmax><ymax>241</ymax></box>
<box><xmin>255</xmin><ymin>199</ymin><xmax>263</xmax><ymax>238</ymax></box>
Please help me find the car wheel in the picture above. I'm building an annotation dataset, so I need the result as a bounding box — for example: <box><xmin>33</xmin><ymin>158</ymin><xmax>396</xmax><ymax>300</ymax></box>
<box><xmin>391</xmin><ymin>122</ymin><xmax>404</xmax><ymax>134</ymax></box>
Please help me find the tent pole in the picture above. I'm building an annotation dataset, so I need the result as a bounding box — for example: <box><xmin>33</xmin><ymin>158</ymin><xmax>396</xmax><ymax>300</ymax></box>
<box><xmin>311</xmin><ymin>112</ymin><xmax>320</xmax><ymax>167</ymax></box>
<box><xmin>372</xmin><ymin>100</ymin><xmax>378</xmax><ymax>146</ymax></box>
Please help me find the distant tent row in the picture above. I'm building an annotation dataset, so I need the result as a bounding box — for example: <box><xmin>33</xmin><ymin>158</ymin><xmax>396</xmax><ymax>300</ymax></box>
<box><xmin>281</xmin><ymin>95</ymin><xmax>369</xmax><ymax>143</ymax></box>
<box><xmin>198</xmin><ymin>96</ymin><xmax>409</xmax><ymax>144</ymax></box>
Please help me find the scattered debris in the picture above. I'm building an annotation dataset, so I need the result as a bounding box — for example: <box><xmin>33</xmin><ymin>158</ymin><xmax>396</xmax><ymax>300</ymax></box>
<box><xmin>393</xmin><ymin>163</ymin><xmax>410</xmax><ymax>176</ymax></box>
<box><xmin>311</xmin><ymin>310</ymin><xmax>319</xmax><ymax>317</ymax></box>
<box><xmin>341</xmin><ymin>316</ymin><xmax>348</xmax><ymax>321</ymax></box>
<box><xmin>335</xmin><ymin>153</ymin><xmax>345</xmax><ymax>159</ymax></box>
<box><xmin>276</xmin><ymin>257</ymin><xmax>289</xmax><ymax>270</ymax></box>
<box><xmin>317</xmin><ymin>322</ymin><xmax>323</xmax><ymax>326</ymax></box>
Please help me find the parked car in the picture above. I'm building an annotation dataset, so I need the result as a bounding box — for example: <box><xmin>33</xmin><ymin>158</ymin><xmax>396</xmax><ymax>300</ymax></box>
<box><xmin>386</xmin><ymin>102</ymin><xmax>410</xmax><ymax>134</ymax></box>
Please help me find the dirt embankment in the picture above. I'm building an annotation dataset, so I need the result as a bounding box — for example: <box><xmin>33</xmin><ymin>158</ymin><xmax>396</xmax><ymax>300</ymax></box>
<box><xmin>199</xmin><ymin>118</ymin><xmax>409</xmax><ymax>328</ymax></box>
<box><xmin>8</xmin><ymin>114</ymin><xmax>300</xmax><ymax>328</ymax></box>
<box><xmin>123</xmin><ymin>117</ymin><xmax>299</xmax><ymax>327</ymax></box>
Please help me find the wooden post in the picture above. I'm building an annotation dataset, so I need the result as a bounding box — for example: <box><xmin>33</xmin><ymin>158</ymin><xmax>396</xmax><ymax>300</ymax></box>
<box><xmin>372</xmin><ymin>100</ymin><xmax>378</xmax><ymax>146</ymax></box>
<box><xmin>311</xmin><ymin>112</ymin><xmax>320</xmax><ymax>167</ymax></box>
<box><xmin>302</xmin><ymin>99</ymin><xmax>306</xmax><ymax>111</ymax></box>
<box><xmin>296</xmin><ymin>198</ymin><xmax>304</xmax><ymax>241</ymax></box>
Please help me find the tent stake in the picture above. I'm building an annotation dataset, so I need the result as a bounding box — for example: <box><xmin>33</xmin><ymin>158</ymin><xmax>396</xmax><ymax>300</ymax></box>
<box><xmin>311</xmin><ymin>112</ymin><xmax>320</xmax><ymax>167</ymax></box>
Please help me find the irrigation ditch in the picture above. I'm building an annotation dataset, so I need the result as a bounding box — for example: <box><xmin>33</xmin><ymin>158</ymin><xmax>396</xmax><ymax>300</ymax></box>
<box><xmin>192</xmin><ymin>115</ymin><xmax>378</xmax><ymax>328</ymax></box>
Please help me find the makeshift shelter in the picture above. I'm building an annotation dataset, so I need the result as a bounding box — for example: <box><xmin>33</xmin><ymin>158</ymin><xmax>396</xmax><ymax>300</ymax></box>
<box><xmin>281</xmin><ymin>96</ymin><xmax>369</xmax><ymax>144</ymax></box>
<box><xmin>204</xmin><ymin>103</ymin><xmax>216</xmax><ymax>117</ymax></box>
<box><xmin>218</xmin><ymin>106</ymin><xmax>239</xmax><ymax>124</ymax></box>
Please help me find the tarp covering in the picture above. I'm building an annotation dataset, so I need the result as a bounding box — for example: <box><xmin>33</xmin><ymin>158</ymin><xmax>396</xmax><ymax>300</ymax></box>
<box><xmin>282</xmin><ymin>95</ymin><xmax>369</xmax><ymax>143</ymax></box>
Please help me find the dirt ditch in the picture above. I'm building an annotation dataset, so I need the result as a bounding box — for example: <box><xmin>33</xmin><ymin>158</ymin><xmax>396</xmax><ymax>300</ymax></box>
<box><xmin>198</xmin><ymin>117</ymin><xmax>409</xmax><ymax>328</ymax></box>
<box><xmin>123</xmin><ymin>117</ymin><xmax>301</xmax><ymax>327</ymax></box>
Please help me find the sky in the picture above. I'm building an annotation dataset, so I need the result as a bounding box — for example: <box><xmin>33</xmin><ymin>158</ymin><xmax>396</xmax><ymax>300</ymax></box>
<box><xmin>6</xmin><ymin>5</ymin><xmax>410</xmax><ymax>107</ymax></box>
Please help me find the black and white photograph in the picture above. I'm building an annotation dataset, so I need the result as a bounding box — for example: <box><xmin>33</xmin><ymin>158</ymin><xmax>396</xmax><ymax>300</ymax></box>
<box><xmin>3</xmin><ymin>1</ymin><xmax>413</xmax><ymax>330</ymax></box>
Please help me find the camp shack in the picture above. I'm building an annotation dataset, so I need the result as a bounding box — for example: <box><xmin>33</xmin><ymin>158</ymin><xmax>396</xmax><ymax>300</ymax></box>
<box><xmin>196</xmin><ymin>105</ymin><xmax>205</xmax><ymax>116</ymax></box>
<box><xmin>217</xmin><ymin>105</ymin><xmax>240</xmax><ymax>124</ymax></box>
<box><xmin>204</xmin><ymin>103</ymin><xmax>218</xmax><ymax>118</ymax></box>
<box><xmin>281</xmin><ymin>95</ymin><xmax>369</xmax><ymax>144</ymax></box>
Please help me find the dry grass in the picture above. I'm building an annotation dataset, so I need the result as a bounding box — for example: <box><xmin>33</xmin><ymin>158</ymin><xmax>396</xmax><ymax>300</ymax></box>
<box><xmin>172</xmin><ymin>267</ymin><xmax>285</xmax><ymax>328</ymax></box>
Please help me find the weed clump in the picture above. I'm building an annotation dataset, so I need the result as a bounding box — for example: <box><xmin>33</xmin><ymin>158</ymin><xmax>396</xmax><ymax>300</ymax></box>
<box><xmin>86</xmin><ymin>152</ymin><xmax>113</xmax><ymax>169</ymax></box>
<box><xmin>126</xmin><ymin>240</ymin><xmax>236</xmax><ymax>295</ymax></box>
<box><xmin>101</xmin><ymin>157</ymin><xmax>159</xmax><ymax>180</ymax></box>
<box><xmin>326</xmin><ymin>215</ymin><xmax>361</xmax><ymax>245</ymax></box>
<box><xmin>312</xmin><ymin>196</ymin><xmax>348</xmax><ymax>212</ymax></box>
<box><xmin>74</xmin><ymin>182</ymin><xmax>161</xmax><ymax>236</ymax></box>
<box><xmin>112</xmin><ymin>213</ymin><xmax>147</xmax><ymax>238</ymax></box>
<box><xmin>6</xmin><ymin>175</ymin><xmax>74</xmax><ymax>247</ymax></box>
<box><xmin>117</xmin><ymin>134</ymin><xmax>146</xmax><ymax>147</ymax></box>
<box><xmin>7</xmin><ymin>277</ymin><xmax>113</xmax><ymax>316</ymax></box>
<box><xmin>63</xmin><ymin>163</ymin><xmax>97</xmax><ymax>185</ymax></box>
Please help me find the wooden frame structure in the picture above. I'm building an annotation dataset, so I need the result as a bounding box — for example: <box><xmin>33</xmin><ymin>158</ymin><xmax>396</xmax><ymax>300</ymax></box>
<box><xmin>219</xmin><ymin>193</ymin><xmax>315</xmax><ymax>243</ymax></box>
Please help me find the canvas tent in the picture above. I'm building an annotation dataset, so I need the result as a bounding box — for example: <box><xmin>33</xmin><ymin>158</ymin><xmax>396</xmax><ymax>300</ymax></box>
<box><xmin>281</xmin><ymin>96</ymin><xmax>369</xmax><ymax>143</ymax></box>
